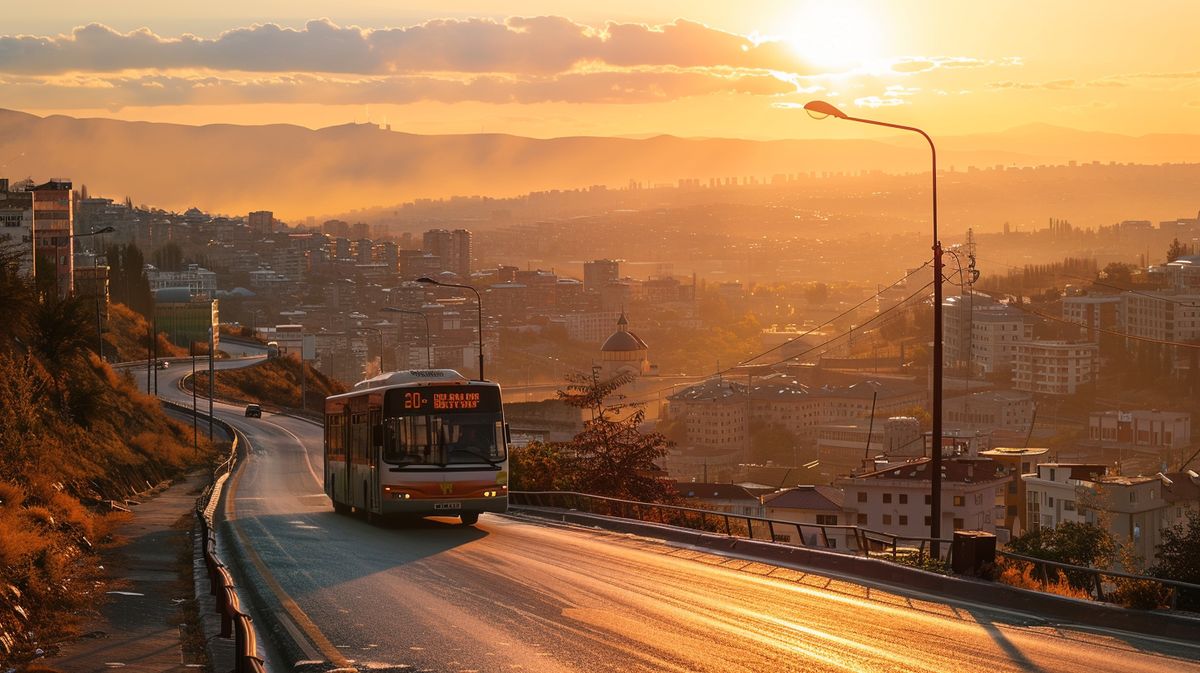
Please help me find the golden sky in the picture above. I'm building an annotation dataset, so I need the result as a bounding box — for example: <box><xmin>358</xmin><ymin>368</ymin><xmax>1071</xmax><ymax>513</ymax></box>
<box><xmin>3</xmin><ymin>1</ymin><xmax>1198</xmax><ymax>139</ymax></box>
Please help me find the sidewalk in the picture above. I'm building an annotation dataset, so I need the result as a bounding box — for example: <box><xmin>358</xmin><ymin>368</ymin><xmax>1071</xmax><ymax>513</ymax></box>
<box><xmin>43</xmin><ymin>471</ymin><xmax>209</xmax><ymax>672</ymax></box>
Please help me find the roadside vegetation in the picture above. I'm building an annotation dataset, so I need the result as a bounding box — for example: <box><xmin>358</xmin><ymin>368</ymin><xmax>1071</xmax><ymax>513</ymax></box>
<box><xmin>509</xmin><ymin>370</ymin><xmax>676</xmax><ymax>503</ymax></box>
<box><xmin>0</xmin><ymin>244</ymin><xmax>216</xmax><ymax>665</ymax></box>
<box><xmin>192</xmin><ymin>354</ymin><xmax>346</xmax><ymax>411</ymax></box>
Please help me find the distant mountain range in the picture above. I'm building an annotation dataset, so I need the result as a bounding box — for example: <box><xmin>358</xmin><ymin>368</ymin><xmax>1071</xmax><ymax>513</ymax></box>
<box><xmin>2</xmin><ymin>108</ymin><xmax>1198</xmax><ymax>220</ymax></box>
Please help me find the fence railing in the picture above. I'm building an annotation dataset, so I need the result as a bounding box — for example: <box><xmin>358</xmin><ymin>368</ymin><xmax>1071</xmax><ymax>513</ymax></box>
<box><xmin>509</xmin><ymin>491</ymin><xmax>955</xmax><ymax>562</ymax></box>
<box><xmin>169</xmin><ymin>400</ymin><xmax>267</xmax><ymax>673</ymax></box>
<box><xmin>998</xmin><ymin>550</ymin><xmax>1200</xmax><ymax>610</ymax></box>
<box><xmin>510</xmin><ymin>491</ymin><xmax>1200</xmax><ymax>611</ymax></box>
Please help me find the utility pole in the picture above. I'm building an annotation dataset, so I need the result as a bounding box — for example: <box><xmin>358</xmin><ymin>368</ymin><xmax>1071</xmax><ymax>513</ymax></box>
<box><xmin>208</xmin><ymin>327</ymin><xmax>214</xmax><ymax>439</ymax></box>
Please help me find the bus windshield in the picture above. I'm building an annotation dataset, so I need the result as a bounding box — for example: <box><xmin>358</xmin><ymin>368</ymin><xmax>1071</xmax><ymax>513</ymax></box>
<box><xmin>383</xmin><ymin>412</ymin><xmax>506</xmax><ymax>467</ymax></box>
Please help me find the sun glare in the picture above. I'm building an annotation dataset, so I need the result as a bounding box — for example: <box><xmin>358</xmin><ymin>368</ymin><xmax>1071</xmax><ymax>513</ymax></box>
<box><xmin>784</xmin><ymin>3</ymin><xmax>885</xmax><ymax>71</ymax></box>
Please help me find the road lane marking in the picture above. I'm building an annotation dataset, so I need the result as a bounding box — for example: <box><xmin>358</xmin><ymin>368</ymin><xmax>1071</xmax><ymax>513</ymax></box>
<box><xmin>225</xmin><ymin>436</ymin><xmax>353</xmax><ymax>670</ymax></box>
<box><xmin>259</xmin><ymin>417</ymin><xmax>324</xmax><ymax>488</ymax></box>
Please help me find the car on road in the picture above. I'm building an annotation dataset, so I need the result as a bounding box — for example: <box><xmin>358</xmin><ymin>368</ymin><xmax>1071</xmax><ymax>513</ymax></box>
<box><xmin>156</xmin><ymin>360</ymin><xmax>169</xmax><ymax>369</ymax></box>
<box><xmin>244</xmin><ymin>404</ymin><xmax>262</xmax><ymax>418</ymax></box>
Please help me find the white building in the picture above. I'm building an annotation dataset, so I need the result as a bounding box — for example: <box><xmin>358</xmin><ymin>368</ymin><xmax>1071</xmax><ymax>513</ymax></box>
<box><xmin>1022</xmin><ymin>463</ymin><xmax>1106</xmax><ymax>531</ymax></box>
<box><xmin>1119</xmin><ymin>292</ymin><xmax>1200</xmax><ymax>342</ymax></box>
<box><xmin>971</xmin><ymin>306</ymin><xmax>1033</xmax><ymax>373</ymax></box>
<box><xmin>762</xmin><ymin>485</ymin><xmax>847</xmax><ymax>548</ymax></box>
<box><xmin>1012</xmin><ymin>340</ymin><xmax>1099</xmax><ymax>396</ymax></box>
<box><xmin>836</xmin><ymin>457</ymin><xmax>1010</xmax><ymax>541</ymax></box>
<box><xmin>146</xmin><ymin>263</ymin><xmax>218</xmax><ymax>297</ymax></box>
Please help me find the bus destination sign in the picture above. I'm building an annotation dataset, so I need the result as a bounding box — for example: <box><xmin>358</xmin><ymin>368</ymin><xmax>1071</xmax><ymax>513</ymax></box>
<box><xmin>388</xmin><ymin>385</ymin><xmax>498</xmax><ymax>415</ymax></box>
<box><xmin>433</xmin><ymin>391</ymin><xmax>481</xmax><ymax>410</ymax></box>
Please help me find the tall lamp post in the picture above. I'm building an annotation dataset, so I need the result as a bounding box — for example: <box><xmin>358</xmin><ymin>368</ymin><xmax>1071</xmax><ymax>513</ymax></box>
<box><xmin>382</xmin><ymin>307</ymin><xmax>432</xmax><ymax>368</ymax></box>
<box><xmin>802</xmin><ymin>100</ymin><xmax>944</xmax><ymax>553</ymax></box>
<box><xmin>416</xmin><ymin>277</ymin><xmax>485</xmax><ymax>381</ymax></box>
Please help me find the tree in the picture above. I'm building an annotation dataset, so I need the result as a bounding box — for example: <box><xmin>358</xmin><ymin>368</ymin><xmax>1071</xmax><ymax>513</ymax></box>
<box><xmin>1167</xmin><ymin>238</ymin><xmax>1189</xmax><ymax>263</ymax></box>
<box><xmin>1099</xmin><ymin>262</ymin><xmax>1135</xmax><ymax>289</ymax></box>
<box><xmin>553</xmin><ymin>368</ymin><xmax>676</xmax><ymax>502</ymax></box>
<box><xmin>1006</xmin><ymin>521</ymin><xmax>1115</xmax><ymax>588</ymax></box>
<box><xmin>153</xmin><ymin>241</ymin><xmax>184</xmax><ymax>272</ymax></box>
<box><xmin>1151</xmin><ymin>510</ymin><xmax>1200</xmax><ymax>609</ymax></box>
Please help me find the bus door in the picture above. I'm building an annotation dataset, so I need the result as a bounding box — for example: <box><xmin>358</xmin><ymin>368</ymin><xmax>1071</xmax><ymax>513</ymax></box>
<box><xmin>368</xmin><ymin>407</ymin><xmax>382</xmax><ymax>513</ymax></box>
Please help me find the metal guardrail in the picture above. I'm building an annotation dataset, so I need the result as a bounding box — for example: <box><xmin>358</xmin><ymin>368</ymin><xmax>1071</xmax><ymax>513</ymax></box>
<box><xmin>170</xmin><ymin>400</ymin><xmax>267</xmax><ymax>673</ymax></box>
<box><xmin>511</xmin><ymin>491</ymin><xmax>1200</xmax><ymax>611</ymax></box>
<box><xmin>509</xmin><ymin>491</ymin><xmax>955</xmax><ymax>562</ymax></box>
<box><xmin>998</xmin><ymin>550</ymin><xmax>1200</xmax><ymax>610</ymax></box>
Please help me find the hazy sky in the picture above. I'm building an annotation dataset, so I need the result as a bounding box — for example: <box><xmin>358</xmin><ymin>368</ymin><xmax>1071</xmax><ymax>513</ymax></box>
<box><xmin>3</xmin><ymin>1</ymin><xmax>1198</xmax><ymax>139</ymax></box>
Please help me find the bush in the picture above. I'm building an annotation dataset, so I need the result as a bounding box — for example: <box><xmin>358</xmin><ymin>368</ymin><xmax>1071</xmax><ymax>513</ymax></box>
<box><xmin>995</xmin><ymin>558</ymin><xmax>1093</xmax><ymax>600</ymax></box>
<box><xmin>1109</xmin><ymin>576</ymin><xmax>1169</xmax><ymax>610</ymax></box>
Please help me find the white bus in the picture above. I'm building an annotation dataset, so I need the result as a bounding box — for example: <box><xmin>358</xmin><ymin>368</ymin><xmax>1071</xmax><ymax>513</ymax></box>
<box><xmin>324</xmin><ymin>369</ymin><xmax>509</xmax><ymax>525</ymax></box>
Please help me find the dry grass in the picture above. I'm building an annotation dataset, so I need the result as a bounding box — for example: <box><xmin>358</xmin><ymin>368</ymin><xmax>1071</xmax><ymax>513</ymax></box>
<box><xmin>193</xmin><ymin>355</ymin><xmax>346</xmax><ymax>410</ymax></box>
<box><xmin>102</xmin><ymin>302</ymin><xmax>187</xmax><ymax>363</ymax></box>
<box><xmin>995</xmin><ymin>558</ymin><xmax>1094</xmax><ymax>600</ymax></box>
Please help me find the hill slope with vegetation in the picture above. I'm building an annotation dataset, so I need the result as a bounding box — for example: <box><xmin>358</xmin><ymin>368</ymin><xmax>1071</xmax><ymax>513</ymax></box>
<box><xmin>193</xmin><ymin>355</ymin><xmax>347</xmax><ymax>411</ymax></box>
<box><xmin>0</xmin><ymin>246</ymin><xmax>216</xmax><ymax>665</ymax></box>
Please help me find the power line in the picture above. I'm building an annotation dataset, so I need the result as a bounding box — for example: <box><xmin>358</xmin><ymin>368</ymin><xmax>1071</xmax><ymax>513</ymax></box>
<box><xmin>741</xmin><ymin>260</ymin><xmax>931</xmax><ymax>365</ymax></box>
<box><xmin>1010</xmin><ymin>303</ymin><xmax>1200</xmax><ymax>350</ymax></box>
<box><xmin>976</xmin><ymin>256</ymin><xmax>1200</xmax><ymax>308</ymax></box>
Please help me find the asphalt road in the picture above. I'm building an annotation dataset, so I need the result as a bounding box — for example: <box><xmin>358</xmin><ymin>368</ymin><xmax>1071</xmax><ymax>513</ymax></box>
<box><xmin>151</xmin><ymin>359</ymin><xmax>1200</xmax><ymax>673</ymax></box>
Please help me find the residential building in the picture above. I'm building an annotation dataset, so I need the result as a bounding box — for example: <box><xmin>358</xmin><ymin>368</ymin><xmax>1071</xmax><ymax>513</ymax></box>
<box><xmin>679</xmin><ymin>483</ymin><xmax>765</xmax><ymax>518</ymax></box>
<box><xmin>1062</xmin><ymin>295</ymin><xmax>1121</xmax><ymax>342</ymax></box>
<box><xmin>248</xmin><ymin>210</ymin><xmax>274</xmax><ymax>236</ymax></box>
<box><xmin>0</xmin><ymin>178</ymin><xmax>34</xmax><ymax>277</ymax></box>
<box><xmin>761</xmin><ymin>485</ymin><xmax>847</xmax><ymax>548</ymax></box>
<box><xmin>943</xmin><ymin>390</ymin><xmax>1034</xmax><ymax>433</ymax></box>
<box><xmin>1119</xmin><ymin>292</ymin><xmax>1200</xmax><ymax>342</ymax></box>
<box><xmin>147</xmin><ymin>264</ymin><xmax>218</xmax><ymax>297</ymax></box>
<box><xmin>1021</xmin><ymin>463</ymin><xmax>1106</xmax><ymax>531</ymax></box>
<box><xmin>423</xmin><ymin>228</ymin><xmax>472</xmax><ymax>278</ymax></box>
<box><xmin>1012</xmin><ymin>340</ymin><xmax>1099</xmax><ymax>395</ymax></box>
<box><xmin>980</xmin><ymin>447</ymin><xmax>1049</xmax><ymax>537</ymax></box>
<box><xmin>583</xmin><ymin>258</ymin><xmax>620</xmax><ymax>293</ymax></box>
<box><xmin>32</xmin><ymin>180</ymin><xmax>74</xmax><ymax>297</ymax></box>
<box><xmin>153</xmin><ymin>288</ymin><xmax>219</xmax><ymax>351</ymax></box>
<box><xmin>836</xmin><ymin>457</ymin><xmax>1010</xmax><ymax>540</ymax></box>
<box><xmin>1088</xmin><ymin>410</ymin><xmax>1191</xmax><ymax>450</ymax></box>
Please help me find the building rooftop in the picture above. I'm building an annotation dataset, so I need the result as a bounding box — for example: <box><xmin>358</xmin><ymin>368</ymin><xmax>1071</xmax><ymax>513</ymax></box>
<box><xmin>679</xmin><ymin>483</ymin><xmax>761</xmax><ymax>501</ymax></box>
<box><xmin>850</xmin><ymin>457</ymin><xmax>1008</xmax><ymax>484</ymax></box>
<box><xmin>762</xmin><ymin>485</ymin><xmax>844</xmax><ymax>511</ymax></box>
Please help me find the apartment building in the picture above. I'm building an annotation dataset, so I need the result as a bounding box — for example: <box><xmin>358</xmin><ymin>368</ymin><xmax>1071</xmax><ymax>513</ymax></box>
<box><xmin>1012</xmin><ymin>340</ymin><xmax>1099</xmax><ymax>395</ymax></box>
<box><xmin>1088</xmin><ymin>409</ymin><xmax>1191</xmax><ymax>450</ymax></box>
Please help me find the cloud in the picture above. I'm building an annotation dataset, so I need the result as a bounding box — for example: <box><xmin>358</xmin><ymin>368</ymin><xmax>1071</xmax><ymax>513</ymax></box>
<box><xmin>0</xmin><ymin>69</ymin><xmax>796</xmax><ymax>109</ymax></box>
<box><xmin>854</xmin><ymin>96</ymin><xmax>906</xmax><ymax>108</ymax></box>
<box><xmin>889</xmin><ymin>56</ymin><xmax>1018</xmax><ymax>74</ymax></box>
<box><xmin>0</xmin><ymin>17</ymin><xmax>814</xmax><ymax>76</ymax></box>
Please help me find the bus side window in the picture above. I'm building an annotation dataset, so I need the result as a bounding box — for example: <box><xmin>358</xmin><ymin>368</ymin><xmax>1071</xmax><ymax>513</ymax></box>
<box><xmin>370</xmin><ymin>410</ymin><xmax>382</xmax><ymax>450</ymax></box>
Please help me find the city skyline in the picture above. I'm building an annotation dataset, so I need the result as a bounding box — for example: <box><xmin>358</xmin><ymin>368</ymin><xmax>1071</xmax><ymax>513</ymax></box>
<box><xmin>3</xmin><ymin>1</ymin><xmax>1199</xmax><ymax>139</ymax></box>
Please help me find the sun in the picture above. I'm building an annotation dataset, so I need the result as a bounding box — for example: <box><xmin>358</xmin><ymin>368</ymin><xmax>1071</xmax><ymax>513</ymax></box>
<box><xmin>783</xmin><ymin>3</ymin><xmax>885</xmax><ymax>71</ymax></box>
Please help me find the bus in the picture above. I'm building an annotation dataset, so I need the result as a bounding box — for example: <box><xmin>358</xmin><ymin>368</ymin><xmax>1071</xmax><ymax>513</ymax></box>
<box><xmin>266</xmin><ymin>341</ymin><xmax>280</xmax><ymax>358</ymax></box>
<box><xmin>323</xmin><ymin>369</ymin><xmax>509</xmax><ymax>525</ymax></box>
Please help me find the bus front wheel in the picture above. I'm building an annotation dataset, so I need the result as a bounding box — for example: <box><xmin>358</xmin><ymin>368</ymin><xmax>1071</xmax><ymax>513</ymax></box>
<box><xmin>460</xmin><ymin>512</ymin><xmax>480</xmax><ymax>526</ymax></box>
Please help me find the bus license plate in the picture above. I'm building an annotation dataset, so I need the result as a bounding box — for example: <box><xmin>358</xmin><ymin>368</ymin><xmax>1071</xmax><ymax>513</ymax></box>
<box><xmin>433</xmin><ymin>502</ymin><xmax>462</xmax><ymax>510</ymax></box>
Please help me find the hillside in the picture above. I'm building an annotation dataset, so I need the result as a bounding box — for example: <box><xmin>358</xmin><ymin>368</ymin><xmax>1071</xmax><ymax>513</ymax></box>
<box><xmin>102</xmin><ymin>302</ymin><xmax>188</xmax><ymax>363</ymax></box>
<box><xmin>0</xmin><ymin>257</ymin><xmax>218</xmax><ymax>664</ymax></box>
<box><xmin>4</xmin><ymin>108</ymin><xmax>1200</xmax><ymax>220</ymax></box>
<box><xmin>193</xmin><ymin>355</ymin><xmax>346</xmax><ymax>411</ymax></box>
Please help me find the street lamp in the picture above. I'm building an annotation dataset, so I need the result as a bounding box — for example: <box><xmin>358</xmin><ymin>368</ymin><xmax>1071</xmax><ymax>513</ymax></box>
<box><xmin>803</xmin><ymin>100</ymin><xmax>945</xmax><ymax>553</ymax></box>
<box><xmin>382</xmin><ymin>307</ymin><xmax>432</xmax><ymax>368</ymax></box>
<box><xmin>416</xmin><ymin>277</ymin><xmax>485</xmax><ymax>380</ymax></box>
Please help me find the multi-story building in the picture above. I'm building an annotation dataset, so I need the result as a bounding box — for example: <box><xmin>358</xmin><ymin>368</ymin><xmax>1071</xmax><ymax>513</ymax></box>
<box><xmin>1119</xmin><ymin>292</ymin><xmax>1200</xmax><ymax>342</ymax></box>
<box><xmin>971</xmin><ymin>306</ymin><xmax>1033</xmax><ymax>373</ymax></box>
<box><xmin>943</xmin><ymin>390</ymin><xmax>1035</xmax><ymax>433</ymax></box>
<box><xmin>153</xmin><ymin>288</ymin><xmax>219</xmax><ymax>351</ymax></box>
<box><xmin>423</xmin><ymin>228</ymin><xmax>472</xmax><ymax>278</ymax></box>
<box><xmin>836</xmin><ymin>456</ymin><xmax>1010</xmax><ymax>540</ymax></box>
<box><xmin>583</xmin><ymin>258</ymin><xmax>620</xmax><ymax>294</ymax></box>
<box><xmin>1088</xmin><ymin>409</ymin><xmax>1191</xmax><ymax>450</ymax></box>
<box><xmin>32</xmin><ymin>180</ymin><xmax>74</xmax><ymax>297</ymax></box>
<box><xmin>1022</xmin><ymin>462</ymin><xmax>1106</xmax><ymax>531</ymax></box>
<box><xmin>979</xmin><ymin>447</ymin><xmax>1049</xmax><ymax>537</ymax></box>
<box><xmin>665</xmin><ymin>379</ymin><xmax>749</xmax><ymax>453</ymax></box>
<box><xmin>248</xmin><ymin>210</ymin><xmax>274</xmax><ymax>236</ymax></box>
<box><xmin>146</xmin><ymin>263</ymin><xmax>218</xmax><ymax>297</ymax></box>
<box><xmin>1062</xmin><ymin>295</ymin><xmax>1121</xmax><ymax>342</ymax></box>
<box><xmin>0</xmin><ymin>178</ymin><xmax>34</xmax><ymax>277</ymax></box>
<box><xmin>1012</xmin><ymin>340</ymin><xmax>1099</xmax><ymax>395</ymax></box>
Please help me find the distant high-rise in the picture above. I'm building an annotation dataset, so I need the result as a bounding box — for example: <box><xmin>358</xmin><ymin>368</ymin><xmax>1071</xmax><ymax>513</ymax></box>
<box><xmin>32</xmin><ymin>180</ymin><xmax>74</xmax><ymax>297</ymax></box>
<box><xmin>583</xmin><ymin>259</ymin><xmax>620</xmax><ymax>293</ymax></box>
<box><xmin>248</xmin><ymin>210</ymin><xmax>274</xmax><ymax>236</ymax></box>
<box><xmin>422</xmin><ymin>228</ymin><xmax>472</xmax><ymax>278</ymax></box>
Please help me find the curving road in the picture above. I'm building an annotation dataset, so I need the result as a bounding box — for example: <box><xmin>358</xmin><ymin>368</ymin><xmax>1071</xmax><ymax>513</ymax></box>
<box><xmin>150</xmin><ymin>360</ymin><xmax>1200</xmax><ymax>672</ymax></box>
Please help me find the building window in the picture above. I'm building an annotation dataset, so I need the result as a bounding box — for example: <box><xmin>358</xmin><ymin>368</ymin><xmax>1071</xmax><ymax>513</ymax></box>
<box><xmin>856</xmin><ymin>513</ymin><xmax>867</xmax><ymax>525</ymax></box>
<box><xmin>857</xmin><ymin>491</ymin><xmax>867</xmax><ymax>503</ymax></box>
<box><xmin>953</xmin><ymin>517</ymin><xmax>965</xmax><ymax>530</ymax></box>
<box><xmin>816</xmin><ymin>514</ymin><xmax>837</xmax><ymax>526</ymax></box>
<box><xmin>899</xmin><ymin>494</ymin><xmax>908</xmax><ymax>504</ymax></box>
<box><xmin>924</xmin><ymin>494</ymin><xmax>932</xmax><ymax>505</ymax></box>
<box><xmin>924</xmin><ymin>516</ymin><xmax>932</xmax><ymax>526</ymax></box>
<box><xmin>899</xmin><ymin>515</ymin><xmax>908</xmax><ymax>526</ymax></box>
<box><xmin>882</xmin><ymin>514</ymin><xmax>892</xmax><ymax>525</ymax></box>
<box><xmin>883</xmin><ymin>493</ymin><xmax>892</xmax><ymax>504</ymax></box>
<box><xmin>1064</xmin><ymin>500</ymin><xmax>1075</xmax><ymax>511</ymax></box>
<box><xmin>953</xmin><ymin>495</ymin><xmax>965</xmax><ymax>507</ymax></box>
